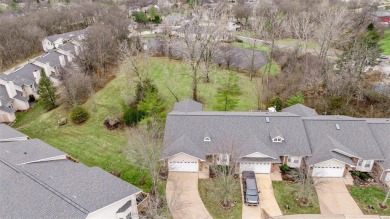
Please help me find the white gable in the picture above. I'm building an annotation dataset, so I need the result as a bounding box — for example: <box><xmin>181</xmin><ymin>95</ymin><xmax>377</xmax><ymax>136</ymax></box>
<box><xmin>244</xmin><ymin>152</ymin><xmax>272</xmax><ymax>158</ymax></box>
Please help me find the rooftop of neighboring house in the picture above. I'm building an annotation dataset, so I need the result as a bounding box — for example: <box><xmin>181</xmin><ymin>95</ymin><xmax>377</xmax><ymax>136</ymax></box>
<box><xmin>0</xmin><ymin>84</ymin><xmax>13</xmax><ymax>108</ymax></box>
<box><xmin>45</xmin><ymin>29</ymin><xmax>85</xmax><ymax>43</ymax></box>
<box><xmin>0</xmin><ymin>63</ymin><xmax>41</xmax><ymax>87</ymax></box>
<box><xmin>163</xmin><ymin>100</ymin><xmax>313</xmax><ymax>160</ymax></box>
<box><xmin>366</xmin><ymin>119</ymin><xmax>390</xmax><ymax>170</ymax></box>
<box><xmin>35</xmin><ymin>51</ymin><xmax>68</xmax><ymax>68</ymax></box>
<box><xmin>303</xmin><ymin>117</ymin><xmax>384</xmax><ymax>165</ymax></box>
<box><xmin>0</xmin><ymin>128</ymin><xmax>142</xmax><ymax>218</ymax></box>
<box><xmin>58</xmin><ymin>42</ymin><xmax>77</xmax><ymax>54</ymax></box>
<box><xmin>0</xmin><ymin>124</ymin><xmax>28</xmax><ymax>141</ymax></box>
<box><xmin>282</xmin><ymin>103</ymin><xmax>319</xmax><ymax>117</ymax></box>
<box><xmin>376</xmin><ymin>10</ymin><xmax>390</xmax><ymax>17</ymax></box>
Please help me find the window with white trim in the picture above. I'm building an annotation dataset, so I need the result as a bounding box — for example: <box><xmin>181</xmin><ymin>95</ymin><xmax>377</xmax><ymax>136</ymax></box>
<box><xmin>204</xmin><ymin>137</ymin><xmax>211</xmax><ymax>142</ymax></box>
<box><xmin>272</xmin><ymin>137</ymin><xmax>283</xmax><ymax>143</ymax></box>
<box><xmin>364</xmin><ymin>160</ymin><xmax>371</xmax><ymax>168</ymax></box>
<box><xmin>358</xmin><ymin>160</ymin><xmax>363</xmax><ymax>166</ymax></box>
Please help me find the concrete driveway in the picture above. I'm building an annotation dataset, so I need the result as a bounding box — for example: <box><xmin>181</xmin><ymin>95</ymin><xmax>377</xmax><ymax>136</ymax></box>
<box><xmin>315</xmin><ymin>178</ymin><xmax>363</xmax><ymax>215</ymax></box>
<box><xmin>257</xmin><ymin>174</ymin><xmax>283</xmax><ymax>217</ymax></box>
<box><xmin>240</xmin><ymin>174</ymin><xmax>282</xmax><ymax>219</ymax></box>
<box><xmin>166</xmin><ymin>172</ymin><xmax>212</xmax><ymax>219</ymax></box>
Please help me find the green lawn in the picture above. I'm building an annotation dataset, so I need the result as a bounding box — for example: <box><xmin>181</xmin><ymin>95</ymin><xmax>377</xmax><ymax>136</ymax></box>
<box><xmin>146</xmin><ymin>57</ymin><xmax>259</xmax><ymax>111</ymax></box>
<box><xmin>232</xmin><ymin>41</ymin><xmax>270</xmax><ymax>52</ymax></box>
<box><xmin>273</xmin><ymin>181</ymin><xmax>321</xmax><ymax>215</ymax></box>
<box><xmin>349</xmin><ymin>186</ymin><xmax>390</xmax><ymax>215</ymax></box>
<box><xmin>380</xmin><ymin>30</ymin><xmax>390</xmax><ymax>55</ymax></box>
<box><xmin>198</xmin><ymin>179</ymin><xmax>242</xmax><ymax>219</ymax></box>
<box><xmin>259</xmin><ymin>60</ymin><xmax>281</xmax><ymax>76</ymax></box>
<box><xmin>13</xmin><ymin>57</ymin><xmax>259</xmax><ymax>191</ymax></box>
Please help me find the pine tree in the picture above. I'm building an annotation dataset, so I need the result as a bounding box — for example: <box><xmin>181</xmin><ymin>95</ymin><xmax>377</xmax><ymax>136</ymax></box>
<box><xmin>38</xmin><ymin>69</ymin><xmax>58</xmax><ymax>110</ymax></box>
<box><xmin>215</xmin><ymin>72</ymin><xmax>241</xmax><ymax>111</ymax></box>
<box><xmin>138</xmin><ymin>86</ymin><xmax>166</xmax><ymax>126</ymax></box>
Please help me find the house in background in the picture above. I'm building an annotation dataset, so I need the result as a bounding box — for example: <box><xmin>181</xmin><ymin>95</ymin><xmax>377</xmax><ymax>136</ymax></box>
<box><xmin>375</xmin><ymin>10</ymin><xmax>390</xmax><ymax>25</ymax></box>
<box><xmin>162</xmin><ymin>99</ymin><xmax>390</xmax><ymax>183</ymax></box>
<box><xmin>0</xmin><ymin>125</ymin><xmax>144</xmax><ymax>219</ymax></box>
<box><xmin>0</xmin><ymin>29</ymin><xmax>84</xmax><ymax>124</ymax></box>
<box><xmin>42</xmin><ymin>29</ymin><xmax>85</xmax><ymax>52</ymax></box>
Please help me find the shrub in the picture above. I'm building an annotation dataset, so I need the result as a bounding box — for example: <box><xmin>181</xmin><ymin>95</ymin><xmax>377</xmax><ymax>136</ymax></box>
<box><xmin>235</xmin><ymin>39</ymin><xmax>243</xmax><ymax>43</ymax></box>
<box><xmin>123</xmin><ymin>107</ymin><xmax>144</xmax><ymax>126</ymax></box>
<box><xmin>28</xmin><ymin>94</ymin><xmax>36</xmax><ymax>102</ymax></box>
<box><xmin>268</xmin><ymin>97</ymin><xmax>283</xmax><ymax>111</ymax></box>
<box><xmin>70</xmin><ymin>106</ymin><xmax>89</xmax><ymax>124</ymax></box>
<box><xmin>352</xmin><ymin>171</ymin><xmax>360</xmax><ymax>177</ymax></box>
<box><xmin>359</xmin><ymin>172</ymin><xmax>369</xmax><ymax>181</ymax></box>
<box><xmin>280</xmin><ymin>163</ymin><xmax>291</xmax><ymax>173</ymax></box>
<box><xmin>287</xmin><ymin>92</ymin><xmax>305</xmax><ymax>106</ymax></box>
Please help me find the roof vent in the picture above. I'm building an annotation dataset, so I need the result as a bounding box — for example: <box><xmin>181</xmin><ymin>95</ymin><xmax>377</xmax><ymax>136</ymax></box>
<box><xmin>335</xmin><ymin>124</ymin><xmax>340</xmax><ymax>130</ymax></box>
<box><xmin>72</xmin><ymin>195</ymin><xmax>77</xmax><ymax>199</ymax></box>
<box><xmin>204</xmin><ymin>137</ymin><xmax>211</xmax><ymax>142</ymax></box>
<box><xmin>265</xmin><ymin>117</ymin><xmax>270</xmax><ymax>123</ymax></box>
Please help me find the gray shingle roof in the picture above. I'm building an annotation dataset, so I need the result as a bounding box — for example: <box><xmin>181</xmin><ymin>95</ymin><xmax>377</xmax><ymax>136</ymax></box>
<box><xmin>58</xmin><ymin>42</ymin><xmax>77</xmax><ymax>54</ymax></box>
<box><xmin>163</xmin><ymin>106</ymin><xmax>312</xmax><ymax>159</ymax></box>
<box><xmin>304</xmin><ymin>118</ymin><xmax>384</xmax><ymax>165</ymax></box>
<box><xmin>21</xmin><ymin>160</ymin><xmax>142</xmax><ymax>212</ymax></box>
<box><xmin>282</xmin><ymin>104</ymin><xmax>318</xmax><ymax>117</ymax></box>
<box><xmin>367</xmin><ymin>119</ymin><xmax>390</xmax><ymax>170</ymax></box>
<box><xmin>0</xmin><ymin>63</ymin><xmax>41</xmax><ymax>87</ymax></box>
<box><xmin>35</xmin><ymin>51</ymin><xmax>68</xmax><ymax>68</ymax></box>
<box><xmin>0</xmin><ymin>84</ymin><xmax>13</xmax><ymax>106</ymax></box>
<box><xmin>0</xmin><ymin>139</ymin><xmax>65</xmax><ymax>164</ymax></box>
<box><xmin>45</xmin><ymin>30</ymin><xmax>85</xmax><ymax>43</ymax></box>
<box><xmin>0</xmin><ymin>160</ymin><xmax>87</xmax><ymax>219</ymax></box>
<box><xmin>0</xmin><ymin>124</ymin><xmax>28</xmax><ymax>141</ymax></box>
<box><xmin>173</xmin><ymin>99</ymin><xmax>203</xmax><ymax>112</ymax></box>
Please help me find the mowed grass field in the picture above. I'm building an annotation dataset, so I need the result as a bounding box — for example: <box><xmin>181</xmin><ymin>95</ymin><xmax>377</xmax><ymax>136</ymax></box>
<box><xmin>13</xmin><ymin>57</ymin><xmax>259</xmax><ymax>190</ymax></box>
<box><xmin>380</xmin><ymin>30</ymin><xmax>390</xmax><ymax>55</ymax></box>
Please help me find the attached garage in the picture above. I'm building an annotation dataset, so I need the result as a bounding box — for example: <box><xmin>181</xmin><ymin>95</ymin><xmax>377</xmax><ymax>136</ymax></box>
<box><xmin>168</xmin><ymin>161</ymin><xmax>198</xmax><ymax>172</ymax></box>
<box><xmin>167</xmin><ymin>152</ymin><xmax>200</xmax><ymax>173</ymax></box>
<box><xmin>312</xmin><ymin>159</ymin><xmax>347</xmax><ymax>178</ymax></box>
<box><xmin>239</xmin><ymin>162</ymin><xmax>271</xmax><ymax>174</ymax></box>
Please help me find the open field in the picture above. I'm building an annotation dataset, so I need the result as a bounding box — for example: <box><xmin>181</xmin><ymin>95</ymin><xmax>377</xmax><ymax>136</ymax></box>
<box><xmin>13</xmin><ymin>57</ymin><xmax>259</xmax><ymax>191</ymax></box>
<box><xmin>380</xmin><ymin>30</ymin><xmax>390</xmax><ymax>55</ymax></box>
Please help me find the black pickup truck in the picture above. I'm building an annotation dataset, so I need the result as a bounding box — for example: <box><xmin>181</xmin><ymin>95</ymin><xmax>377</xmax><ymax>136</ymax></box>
<box><xmin>242</xmin><ymin>171</ymin><xmax>260</xmax><ymax>206</ymax></box>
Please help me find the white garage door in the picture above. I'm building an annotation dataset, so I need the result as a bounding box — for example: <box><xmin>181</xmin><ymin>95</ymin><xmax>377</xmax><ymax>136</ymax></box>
<box><xmin>386</xmin><ymin>172</ymin><xmax>390</xmax><ymax>182</ymax></box>
<box><xmin>239</xmin><ymin>162</ymin><xmax>271</xmax><ymax>174</ymax></box>
<box><xmin>168</xmin><ymin>161</ymin><xmax>198</xmax><ymax>172</ymax></box>
<box><xmin>312</xmin><ymin>166</ymin><xmax>345</xmax><ymax>177</ymax></box>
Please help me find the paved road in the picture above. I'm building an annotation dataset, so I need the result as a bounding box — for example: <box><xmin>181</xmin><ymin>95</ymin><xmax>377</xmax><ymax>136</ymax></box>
<box><xmin>274</xmin><ymin>214</ymin><xmax>384</xmax><ymax>219</ymax></box>
<box><xmin>315</xmin><ymin>178</ymin><xmax>363</xmax><ymax>215</ymax></box>
<box><xmin>166</xmin><ymin>172</ymin><xmax>212</xmax><ymax>219</ymax></box>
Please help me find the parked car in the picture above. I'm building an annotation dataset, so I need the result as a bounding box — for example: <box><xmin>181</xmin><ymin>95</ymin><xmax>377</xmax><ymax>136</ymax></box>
<box><xmin>242</xmin><ymin>171</ymin><xmax>260</xmax><ymax>206</ymax></box>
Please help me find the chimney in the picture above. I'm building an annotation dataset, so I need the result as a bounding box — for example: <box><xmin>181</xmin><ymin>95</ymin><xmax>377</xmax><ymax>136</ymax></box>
<box><xmin>33</xmin><ymin>70</ymin><xmax>41</xmax><ymax>84</ymax></box>
<box><xmin>268</xmin><ymin>107</ymin><xmax>277</xmax><ymax>113</ymax></box>
<box><xmin>5</xmin><ymin>81</ymin><xmax>17</xmax><ymax>98</ymax></box>
<box><xmin>67</xmin><ymin>52</ymin><xmax>73</xmax><ymax>62</ymax></box>
<box><xmin>59</xmin><ymin>55</ymin><xmax>66</xmax><ymax>67</ymax></box>
<box><xmin>74</xmin><ymin>45</ymin><xmax>79</xmax><ymax>55</ymax></box>
<box><xmin>44</xmin><ymin>63</ymin><xmax>51</xmax><ymax>77</ymax></box>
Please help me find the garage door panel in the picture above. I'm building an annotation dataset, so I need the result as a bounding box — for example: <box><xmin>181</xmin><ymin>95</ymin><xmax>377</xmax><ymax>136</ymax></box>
<box><xmin>239</xmin><ymin>162</ymin><xmax>271</xmax><ymax>174</ymax></box>
<box><xmin>168</xmin><ymin>161</ymin><xmax>199</xmax><ymax>172</ymax></box>
<box><xmin>312</xmin><ymin>166</ymin><xmax>344</xmax><ymax>177</ymax></box>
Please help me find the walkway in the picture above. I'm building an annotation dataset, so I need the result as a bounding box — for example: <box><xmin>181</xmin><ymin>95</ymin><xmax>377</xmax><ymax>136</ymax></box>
<box><xmin>166</xmin><ymin>172</ymin><xmax>212</xmax><ymax>219</ymax></box>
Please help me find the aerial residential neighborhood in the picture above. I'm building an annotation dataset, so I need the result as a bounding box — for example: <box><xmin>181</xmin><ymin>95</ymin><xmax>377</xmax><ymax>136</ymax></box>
<box><xmin>0</xmin><ymin>0</ymin><xmax>390</xmax><ymax>219</ymax></box>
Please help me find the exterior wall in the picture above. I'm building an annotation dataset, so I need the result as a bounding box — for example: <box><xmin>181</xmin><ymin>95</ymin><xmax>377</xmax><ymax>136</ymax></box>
<box><xmin>168</xmin><ymin>153</ymin><xmax>199</xmax><ymax>163</ymax></box>
<box><xmin>287</xmin><ymin>156</ymin><xmax>302</xmax><ymax>168</ymax></box>
<box><xmin>86</xmin><ymin>194</ymin><xmax>139</xmax><ymax>219</ymax></box>
<box><xmin>372</xmin><ymin>162</ymin><xmax>385</xmax><ymax>181</ymax></box>
<box><xmin>12</xmin><ymin>99</ymin><xmax>29</xmax><ymax>111</ymax></box>
<box><xmin>42</xmin><ymin>39</ymin><xmax>55</xmax><ymax>52</ymax></box>
<box><xmin>356</xmin><ymin>159</ymin><xmax>374</xmax><ymax>172</ymax></box>
<box><xmin>0</xmin><ymin>111</ymin><xmax>16</xmax><ymax>123</ymax></box>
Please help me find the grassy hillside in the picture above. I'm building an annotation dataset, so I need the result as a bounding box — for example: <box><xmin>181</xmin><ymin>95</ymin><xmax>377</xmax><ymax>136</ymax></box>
<box><xmin>13</xmin><ymin>57</ymin><xmax>259</xmax><ymax>190</ymax></box>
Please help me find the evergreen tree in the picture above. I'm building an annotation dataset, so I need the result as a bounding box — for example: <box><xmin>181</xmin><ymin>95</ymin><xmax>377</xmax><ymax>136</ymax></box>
<box><xmin>287</xmin><ymin>92</ymin><xmax>305</xmax><ymax>106</ymax></box>
<box><xmin>215</xmin><ymin>72</ymin><xmax>241</xmax><ymax>111</ymax></box>
<box><xmin>38</xmin><ymin>69</ymin><xmax>58</xmax><ymax>110</ymax></box>
<box><xmin>138</xmin><ymin>86</ymin><xmax>166</xmax><ymax>126</ymax></box>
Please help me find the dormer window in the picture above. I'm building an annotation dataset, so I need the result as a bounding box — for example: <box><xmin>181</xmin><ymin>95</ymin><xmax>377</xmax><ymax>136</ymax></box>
<box><xmin>272</xmin><ymin>137</ymin><xmax>284</xmax><ymax>143</ymax></box>
<box><xmin>204</xmin><ymin>137</ymin><xmax>211</xmax><ymax>142</ymax></box>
